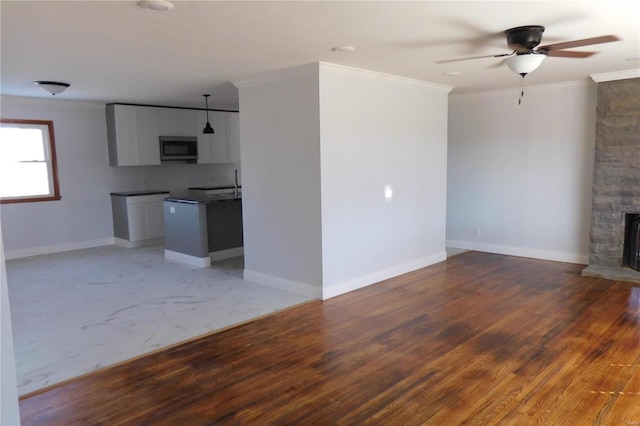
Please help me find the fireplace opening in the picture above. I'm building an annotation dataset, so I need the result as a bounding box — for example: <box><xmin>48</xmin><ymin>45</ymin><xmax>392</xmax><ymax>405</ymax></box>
<box><xmin>623</xmin><ymin>213</ymin><xmax>640</xmax><ymax>272</ymax></box>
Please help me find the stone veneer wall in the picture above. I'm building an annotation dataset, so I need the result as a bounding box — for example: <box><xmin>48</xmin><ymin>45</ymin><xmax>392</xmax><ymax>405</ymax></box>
<box><xmin>589</xmin><ymin>77</ymin><xmax>640</xmax><ymax>268</ymax></box>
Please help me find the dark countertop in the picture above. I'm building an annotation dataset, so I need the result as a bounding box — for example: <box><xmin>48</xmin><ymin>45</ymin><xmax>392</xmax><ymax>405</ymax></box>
<box><xmin>111</xmin><ymin>190</ymin><xmax>170</xmax><ymax>197</ymax></box>
<box><xmin>188</xmin><ymin>185</ymin><xmax>242</xmax><ymax>191</ymax></box>
<box><xmin>165</xmin><ymin>193</ymin><xmax>242</xmax><ymax>205</ymax></box>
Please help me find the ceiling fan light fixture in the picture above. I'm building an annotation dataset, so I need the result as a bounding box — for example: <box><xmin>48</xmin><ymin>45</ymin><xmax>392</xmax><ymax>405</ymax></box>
<box><xmin>505</xmin><ymin>53</ymin><xmax>546</xmax><ymax>75</ymax></box>
<box><xmin>34</xmin><ymin>81</ymin><xmax>70</xmax><ymax>95</ymax></box>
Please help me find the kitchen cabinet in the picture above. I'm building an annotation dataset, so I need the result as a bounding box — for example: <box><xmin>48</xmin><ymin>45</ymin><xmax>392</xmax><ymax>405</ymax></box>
<box><xmin>157</xmin><ymin>108</ymin><xmax>178</xmax><ymax>136</ymax></box>
<box><xmin>196</xmin><ymin>110</ymin><xmax>228</xmax><ymax>164</ymax></box>
<box><xmin>111</xmin><ymin>192</ymin><xmax>168</xmax><ymax>247</ymax></box>
<box><xmin>196</xmin><ymin>111</ymin><xmax>240</xmax><ymax>164</ymax></box>
<box><xmin>157</xmin><ymin>108</ymin><xmax>198</xmax><ymax>137</ymax></box>
<box><xmin>106</xmin><ymin>103</ymin><xmax>239</xmax><ymax>166</ymax></box>
<box><xmin>227</xmin><ymin>112</ymin><xmax>241</xmax><ymax>163</ymax></box>
<box><xmin>106</xmin><ymin>105</ymin><xmax>160</xmax><ymax>166</ymax></box>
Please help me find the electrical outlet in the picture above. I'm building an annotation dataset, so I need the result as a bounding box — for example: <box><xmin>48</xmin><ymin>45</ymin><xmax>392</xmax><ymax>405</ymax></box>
<box><xmin>473</xmin><ymin>226</ymin><xmax>480</xmax><ymax>237</ymax></box>
<box><xmin>170</xmin><ymin>206</ymin><xmax>175</xmax><ymax>214</ymax></box>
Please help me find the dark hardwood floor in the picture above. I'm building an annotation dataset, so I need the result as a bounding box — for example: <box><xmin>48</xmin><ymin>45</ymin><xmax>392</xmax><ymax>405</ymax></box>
<box><xmin>20</xmin><ymin>251</ymin><xmax>640</xmax><ymax>425</ymax></box>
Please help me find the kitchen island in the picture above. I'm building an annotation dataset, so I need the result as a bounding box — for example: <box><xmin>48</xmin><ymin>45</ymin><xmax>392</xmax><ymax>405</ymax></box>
<box><xmin>163</xmin><ymin>193</ymin><xmax>243</xmax><ymax>267</ymax></box>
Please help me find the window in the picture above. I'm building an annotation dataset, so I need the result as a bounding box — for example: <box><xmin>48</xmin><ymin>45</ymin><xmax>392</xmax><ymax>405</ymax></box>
<box><xmin>0</xmin><ymin>119</ymin><xmax>61</xmax><ymax>204</ymax></box>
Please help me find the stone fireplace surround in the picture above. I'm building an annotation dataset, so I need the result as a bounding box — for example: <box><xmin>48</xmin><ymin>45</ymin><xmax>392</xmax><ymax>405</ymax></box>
<box><xmin>582</xmin><ymin>77</ymin><xmax>640</xmax><ymax>283</ymax></box>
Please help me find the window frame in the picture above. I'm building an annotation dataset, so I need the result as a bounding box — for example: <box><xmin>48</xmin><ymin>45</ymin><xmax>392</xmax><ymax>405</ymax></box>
<box><xmin>0</xmin><ymin>118</ymin><xmax>61</xmax><ymax>204</ymax></box>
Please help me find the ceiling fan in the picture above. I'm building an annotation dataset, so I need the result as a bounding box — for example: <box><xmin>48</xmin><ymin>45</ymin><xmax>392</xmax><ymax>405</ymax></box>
<box><xmin>436</xmin><ymin>25</ymin><xmax>620</xmax><ymax>76</ymax></box>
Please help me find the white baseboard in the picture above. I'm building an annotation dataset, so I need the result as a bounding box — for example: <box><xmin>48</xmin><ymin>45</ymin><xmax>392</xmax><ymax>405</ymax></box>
<box><xmin>322</xmin><ymin>251</ymin><xmax>448</xmax><ymax>300</ymax></box>
<box><xmin>4</xmin><ymin>238</ymin><xmax>115</xmax><ymax>260</ymax></box>
<box><xmin>209</xmin><ymin>247</ymin><xmax>244</xmax><ymax>262</ymax></box>
<box><xmin>244</xmin><ymin>251</ymin><xmax>448</xmax><ymax>301</ymax></box>
<box><xmin>164</xmin><ymin>250</ymin><xmax>211</xmax><ymax>268</ymax></box>
<box><xmin>243</xmin><ymin>269</ymin><xmax>323</xmax><ymax>299</ymax></box>
<box><xmin>114</xmin><ymin>237</ymin><xmax>164</xmax><ymax>248</ymax></box>
<box><xmin>445</xmin><ymin>239</ymin><xmax>589</xmax><ymax>265</ymax></box>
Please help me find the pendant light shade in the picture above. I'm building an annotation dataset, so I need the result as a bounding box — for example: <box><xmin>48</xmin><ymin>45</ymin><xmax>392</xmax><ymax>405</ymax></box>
<box><xmin>202</xmin><ymin>94</ymin><xmax>214</xmax><ymax>134</ymax></box>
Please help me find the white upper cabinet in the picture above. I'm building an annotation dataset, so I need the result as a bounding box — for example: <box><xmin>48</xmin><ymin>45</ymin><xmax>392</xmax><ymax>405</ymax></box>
<box><xmin>177</xmin><ymin>109</ymin><xmax>197</xmax><ymax>136</ymax></box>
<box><xmin>211</xmin><ymin>111</ymin><xmax>228</xmax><ymax>163</ymax></box>
<box><xmin>157</xmin><ymin>108</ymin><xmax>198</xmax><ymax>137</ymax></box>
<box><xmin>196</xmin><ymin>110</ymin><xmax>228</xmax><ymax>164</ymax></box>
<box><xmin>135</xmin><ymin>106</ymin><xmax>160</xmax><ymax>165</ymax></box>
<box><xmin>156</xmin><ymin>108</ymin><xmax>178</xmax><ymax>136</ymax></box>
<box><xmin>227</xmin><ymin>112</ymin><xmax>240</xmax><ymax>164</ymax></box>
<box><xmin>106</xmin><ymin>104</ymin><xmax>161</xmax><ymax>166</ymax></box>
<box><xmin>107</xmin><ymin>104</ymin><xmax>238</xmax><ymax>167</ymax></box>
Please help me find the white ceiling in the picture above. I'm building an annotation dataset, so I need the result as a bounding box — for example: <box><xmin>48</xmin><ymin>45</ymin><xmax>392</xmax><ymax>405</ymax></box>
<box><xmin>1</xmin><ymin>1</ymin><xmax>639</xmax><ymax>110</ymax></box>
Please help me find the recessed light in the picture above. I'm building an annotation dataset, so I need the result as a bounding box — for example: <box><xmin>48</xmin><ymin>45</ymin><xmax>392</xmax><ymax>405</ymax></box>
<box><xmin>443</xmin><ymin>71</ymin><xmax>461</xmax><ymax>77</ymax></box>
<box><xmin>331</xmin><ymin>46</ymin><xmax>356</xmax><ymax>53</ymax></box>
<box><xmin>138</xmin><ymin>0</ymin><xmax>174</xmax><ymax>11</ymax></box>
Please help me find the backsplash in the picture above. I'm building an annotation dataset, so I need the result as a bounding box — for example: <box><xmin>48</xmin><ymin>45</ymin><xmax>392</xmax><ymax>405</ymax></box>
<box><xmin>112</xmin><ymin>162</ymin><xmax>241</xmax><ymax>195</ymax></box>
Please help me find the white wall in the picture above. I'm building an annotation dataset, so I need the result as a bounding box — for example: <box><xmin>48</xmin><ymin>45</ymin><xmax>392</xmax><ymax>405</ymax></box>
<box><xmin>1</xmin><ymin>225</ymin><xmax>20</xmax><ymax>425</ymax></box>
<box><xmin>237</xmin><ymin>63</ymin><xmax>451</xmax><ymax>299</ymax></box>
<box><xmin>446</xmin><ymin>82</ymin><xmax>597</xmax><ymax>264</ymax></box>
<box><xmin>0</xmin><ymin>96</ymin><xmax>239</xmax><ymax>257</ymax></box>
<box><xmin>237</xmin><ymin>67</ymin><xmax>324</xmax><ymax>298</ymax></box>
<box><xmin>319</xmin><ymin>64</ymin><xmax>450</xmax><ymax>298</ymax></box>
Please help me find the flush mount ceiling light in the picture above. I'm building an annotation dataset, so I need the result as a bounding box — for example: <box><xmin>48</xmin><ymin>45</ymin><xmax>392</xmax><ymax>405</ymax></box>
<box><xmin>505</xmin><ymin>53</ymin><xmax>546</xmax><ymax>76</ymax></box>
<box><xmin>202</xmin><ymin>94</ymin><xmax>214</xmax><ymax>135</ymax></box>
<box><xmin>34</xmin><ymin>81</ymin><xmax>70</xmax><ymax>96</ymax></box>
<box><xmin>138</xmin><ymin>0</ymin><xmax>173</xmax><ymax>11</ymax></box>
<box><xmin>331</xmin><ymin>46</ymin><xmax>356</xmax><ymax>53</ymax></box>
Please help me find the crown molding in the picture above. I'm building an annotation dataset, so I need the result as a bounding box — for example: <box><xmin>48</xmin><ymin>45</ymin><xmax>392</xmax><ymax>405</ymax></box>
<box><xmin>450</xmin><ymin>79</ymin><xmax>595</xmax><ymax>100</ymax></box>
<box><xmin>233</xmin><ymin>62</ymin><xmax>454</xmax><ymax>94</ymax></box>
<box><xmin>0</xmin><ymin>95</ymin><xmax>105</xmax><ymax>109</ymax></box>
<box><xmin>590</xmin><ymin>69</ymin><xmax>640</xmax><ymax>83</ymax></box>
<box><xmin>232</xmin><ymin>63</ymin><xmax>319</xmax><ymax>89</ymax></box>
<box><xmin>318</xmin><ymin>62</ymin><xmax>453</xmax><ymax>94</ymax></box>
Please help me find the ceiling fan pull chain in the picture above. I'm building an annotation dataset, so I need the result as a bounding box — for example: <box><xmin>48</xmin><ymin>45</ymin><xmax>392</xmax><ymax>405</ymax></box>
<box><xmin>518</xmin><ymin>74</ymin><xmax>525</xmax><ymax>105</ymax></box>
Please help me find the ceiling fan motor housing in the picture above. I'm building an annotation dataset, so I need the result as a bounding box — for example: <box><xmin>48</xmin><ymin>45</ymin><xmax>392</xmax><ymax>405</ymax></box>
<box><xmin>506</xmin><ymin>25</ymin><xmax>545</xmax><ymax>51</ymax></box>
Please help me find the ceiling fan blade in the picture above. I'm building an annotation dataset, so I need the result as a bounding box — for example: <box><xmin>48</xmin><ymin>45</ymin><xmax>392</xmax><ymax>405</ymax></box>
<box><xmin>538</xmin><ymin>35</ymin><xmax>620</xmax><ymax>52</ymax></box>
<box><xmin>544</xmin><ymin>50</ymin><xmax>597</xmax><ymax>58</ymax></box>
<box><xmin>435</xmin><ymin>52</ymin><xmax>514</xmax><ymax>64</ymax></box>
<box><xmin>487</xmin><ymin>59</ymin><xmax>506</xmax><ymax>69</ymax></box>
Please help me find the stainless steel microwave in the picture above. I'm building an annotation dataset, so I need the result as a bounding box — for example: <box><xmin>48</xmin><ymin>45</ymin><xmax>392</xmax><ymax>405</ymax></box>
<box><xmin>159</xmin><ymin>136</ymin><xmax>198</xmax><ymax>162</ymax></box>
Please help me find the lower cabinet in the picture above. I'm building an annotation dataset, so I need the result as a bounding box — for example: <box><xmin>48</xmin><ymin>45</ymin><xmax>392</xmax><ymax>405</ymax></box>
<box><xmin>111</xmin><ymin>193</ymin><xmax>168</xmax><ymax>247</ymax></box>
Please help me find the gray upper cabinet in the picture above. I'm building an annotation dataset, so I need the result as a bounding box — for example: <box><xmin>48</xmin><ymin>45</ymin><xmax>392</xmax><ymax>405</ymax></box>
<box><xmin>106</xmin><ymin>104</ymin><xmax>161</xmax><ymax>166</ymax></box>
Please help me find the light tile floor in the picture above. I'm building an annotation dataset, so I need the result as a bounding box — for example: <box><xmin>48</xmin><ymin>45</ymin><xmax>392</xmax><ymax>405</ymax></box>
<box><xmin>6</xmin><ymin>244</ymin><xmax>312</xmax><ymax>396</ymax></box>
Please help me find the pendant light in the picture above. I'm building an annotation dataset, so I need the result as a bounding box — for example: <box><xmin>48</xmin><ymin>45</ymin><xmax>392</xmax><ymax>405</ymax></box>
<box><xmin>202</xmin><ymin>94</ymin><xmax>214</xmax><ymax>134</ymax></box>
